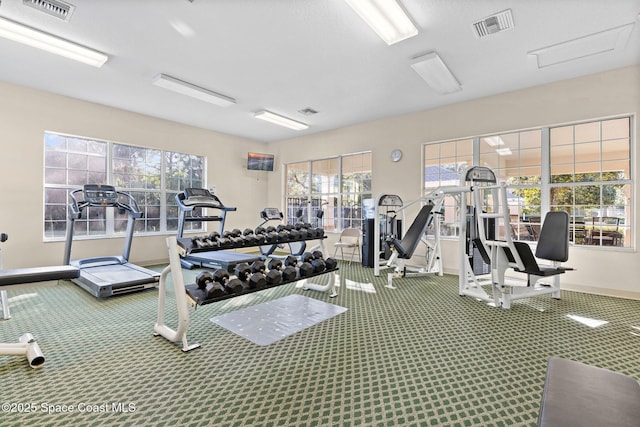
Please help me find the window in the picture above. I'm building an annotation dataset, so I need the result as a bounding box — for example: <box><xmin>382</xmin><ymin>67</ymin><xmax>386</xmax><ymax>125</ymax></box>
<box><xmin>424</xmin><ymin>138</ymin><xmax>472</xmax><ymax>237</ymax></box>
<box><xmin>423</xmin><ymin>116</ymin><xmax>633</xmax><ymax>248</ymax></box>
<box><xmin>550</xmin><ymin>117</ymin><xmax>631</xmax><ymax>247</ymax></box>
<box><xmin>44</xmin><ymin>132</ymin><xmax>205</xmax><ymax>239</ymax></box>
<box><xmin>285</xmin><ymin>152</ymin><xmax>372</xmax><ymax>231</ymax></box>
<box><xmin>479</xmin><ymin>130</ymin><xmax>543</xmax><ymax>242</ymax></box>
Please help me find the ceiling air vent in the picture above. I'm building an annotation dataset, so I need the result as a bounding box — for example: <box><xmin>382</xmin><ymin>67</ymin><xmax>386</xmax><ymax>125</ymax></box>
<box><xmin>473</xmin><ymin>9</ymin><xmax>513</xmax><ymax>38</ymax></box>
<box><xmin>23</xmin><ymin>0</ymin><xmax>75</xmax><ymax>21</ymax></box>
<box><xmin>298</xmin><ymin>108</ymin><xmax>319</xmax><ymax>116</ymax></box>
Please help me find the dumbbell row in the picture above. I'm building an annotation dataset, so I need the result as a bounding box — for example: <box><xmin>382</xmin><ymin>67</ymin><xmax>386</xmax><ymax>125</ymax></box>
<box><xmin>186</xmin><ymin>224</ymin><xmax>325</xmax><ymax>252</ymax></box>
<box><xmin>188</xmin><ymin>251</ymin><xmax>338</xmax><ymax>304</ymax></box>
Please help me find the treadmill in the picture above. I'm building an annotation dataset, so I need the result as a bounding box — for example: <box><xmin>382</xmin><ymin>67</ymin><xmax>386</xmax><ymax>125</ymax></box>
<box><xmin>63</xmin><ymin>184</ymin><xmax>160</xmax><ymax>298</ymax></box>
<box><xmin>176</xmin><ymin>188</ymin><xmax>261</xmax><ymax>269</ymax></box>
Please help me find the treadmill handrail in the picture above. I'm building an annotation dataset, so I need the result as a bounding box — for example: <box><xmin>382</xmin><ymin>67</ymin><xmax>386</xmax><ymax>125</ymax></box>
<box><xmin>175</xmin><ymin>188</ymin><xmax>237</xmax><ymax>238</ymax></box>
<box><xmin>64</xmin><ymin>186</ymin><xmax>142</xmax><ymax>265</ymax></box>
<box><xmin>68</xmin><ymin>186</ymin><xmax>142</xmax><ymax>218</ymax></box>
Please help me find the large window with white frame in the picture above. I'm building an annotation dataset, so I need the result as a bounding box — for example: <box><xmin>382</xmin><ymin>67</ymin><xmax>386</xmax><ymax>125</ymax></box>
<box><xmin>423</xmin><ymin>116</ymin><xmax>633</xmax><ymax>248</ymax></box>
<box><xmin>44</xmin><ymin>132</ymin><xmax>205</xmax><ymax>240</ymax></box>
<box><xmin>285</xmin><ymin>152</ymin><xmax>372</xmax><ymax>231</ymax></box>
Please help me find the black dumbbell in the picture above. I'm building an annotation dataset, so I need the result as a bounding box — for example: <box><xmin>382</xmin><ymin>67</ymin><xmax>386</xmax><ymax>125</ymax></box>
<box><xmin>234</xmin><ymin>263</ymin><xmax>252</xmax><ymax>282</ymax></box>
<box><xmin>311</xmin><ymin>258</ymin><xmax>326</xmax><ymax>273</ymax></box>
<box><xmin>226</xmin><ymin>278</ymin><xmax>244</xmax><ymax>294</ymax></box>
<box><xmin>251</xmin><ymin>260</ymin><xmax>266</xmax><ymax>274</ymax></box>
<box><xmin>288</xmin><ymin>229</ymin><xmax>301</xmax><ymax>240</ymax></box>
<box><xmin>235</xmin><ymin>262</ymin><xmax>267</xmax><ymax>289</ymax></box>
<box><xmin>282</xmin><ymin>266</ymin><xmax>297</xmax><ymax>282</ymax></box>
<box><xmin>301</xmin><ymin>252</ymin><xmax>314</xmax><ymax>264</ymax></box>
<box><xmin>242</xmin><ymin>228</ymin><xmax>258</xmax><ymax>245</ymax></box>
<box><xmin>324</xmin><ymin>257</ymin><xmax>338</xmax><ymax>271</ymax></box>
<box><xmin>213</xmin><ymin>269</ymin><xmax>244</xmax><ymax>294</ymax></box>
<box><xmin>268</xmin><ymin>258</ymin><xmax>296</xmax><ymax>282</ymax></box>
<box><xmin>196</xmin><ymin>271</ymin><xmax>226</xmax><ymax>299</ymax></box>
<box><xmin>284</xmin><ymin>255</ymin><xmax>297</xmax><ymax>267</ymax></box>
<box><xmin>268</xmin><ymin>258</ymin><xmax>283</xmax><ymax>270</ymax></box>
<box><xmin>298</xmin><ymin>261</ymin><xmax>314</xmax><ymax>278</ymax></box>
<box><xmin>266</xmin><ymin>269</ymin><xmax>282</xmax><ymax>286</ymax></box>
<box><xmin>264</xmin><ymin>231</ymin><xmax>279</xmax><ymax>244</ymax></box>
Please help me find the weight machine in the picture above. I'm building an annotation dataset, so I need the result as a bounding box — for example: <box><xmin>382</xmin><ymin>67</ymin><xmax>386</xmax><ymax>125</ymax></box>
<box><xmin>374</xmin><ymin>187</ymin><xmax>467</xmax><ymax>288</ymax></box>
<box><xmin>458</xmin><ymin>166</ymin><xmax>571</xmax><ymax>309</ymax></box>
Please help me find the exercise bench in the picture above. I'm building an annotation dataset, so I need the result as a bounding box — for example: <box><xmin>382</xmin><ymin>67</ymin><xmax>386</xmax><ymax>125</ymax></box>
<box><xmin>1</xmin><ymin>265</ymin><xmax>79</xmax><ymax>368</ymax></box>
<box><xmin>538</xmin><ymin>357</ymin><xmax>640</xmax><ymax>427</ymax></box>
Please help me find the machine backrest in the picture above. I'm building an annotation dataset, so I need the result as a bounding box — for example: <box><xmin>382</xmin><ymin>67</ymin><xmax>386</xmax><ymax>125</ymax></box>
<box><xmin>391</xmin><ymin>204</ymin><xmax>434</xmax><ymax>259</ymax></box>
<box><xmin>535</xmin><ymin>211</ymin><xmax>569</xmax><ymax>262</ymax></box>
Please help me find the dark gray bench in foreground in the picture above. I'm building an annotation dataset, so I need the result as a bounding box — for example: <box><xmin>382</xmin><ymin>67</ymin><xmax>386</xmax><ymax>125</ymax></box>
<box><xmin>538</xmin><ymin>357</ymin><xmax>640</xmax><ymax>427</ymax></box>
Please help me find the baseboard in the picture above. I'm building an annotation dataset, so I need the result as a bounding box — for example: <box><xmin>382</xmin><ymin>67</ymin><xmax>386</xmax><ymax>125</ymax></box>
<box><xmin>561</xmin><ymin>283</ymin><xmax>640</xmax><ymax>301</ymax></box>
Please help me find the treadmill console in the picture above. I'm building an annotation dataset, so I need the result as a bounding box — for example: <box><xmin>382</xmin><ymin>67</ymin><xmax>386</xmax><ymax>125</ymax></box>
<box><xmin>83</xmin><ymin>184</ymin><xmax>118</xmax><ymax>206</ymax></box>
<box><xmin>261</xmin><ymin>208</ymin><xmax>283</xmax><ymax>221</ymax></box>
<box><xmin>181</xmin><ymin>188</ymin><xmax>223</xmax><ymax>207</ymax></box>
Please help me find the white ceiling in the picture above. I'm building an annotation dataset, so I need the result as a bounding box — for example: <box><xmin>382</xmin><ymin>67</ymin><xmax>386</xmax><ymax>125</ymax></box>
<box><xmin>0</xmin><ymin>0</ymin><xmax>638</xmax><ymax>142</ymax></box>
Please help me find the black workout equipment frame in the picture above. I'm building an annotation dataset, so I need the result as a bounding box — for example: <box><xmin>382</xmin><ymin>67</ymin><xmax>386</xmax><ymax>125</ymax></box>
<box><xmin>64</xmin><ymin>185</ymin><xmax>160</xmax><ymax>298</ymax></box>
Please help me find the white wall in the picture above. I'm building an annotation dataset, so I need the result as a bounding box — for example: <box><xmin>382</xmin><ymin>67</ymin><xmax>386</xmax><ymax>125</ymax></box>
<box><xmin>267</xmin><ymin>65</ymin><xmax>640</xmax><ymax>299</ymax></box>
<box><xmin>0</xmin><ymin>81</ymin><xmax>269</xmax><ymax>269</ymax></box>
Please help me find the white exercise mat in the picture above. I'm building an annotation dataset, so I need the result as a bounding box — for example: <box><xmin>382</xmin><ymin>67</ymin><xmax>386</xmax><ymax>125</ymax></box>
<box><xmin>210</xmin><ymin>294</ymin><xmax>347</xmax><ymax>346</ymax></box>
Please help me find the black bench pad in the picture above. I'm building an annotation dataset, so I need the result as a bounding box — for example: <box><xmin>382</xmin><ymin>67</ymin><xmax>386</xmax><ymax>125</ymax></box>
<box><xmin>0</xmin><ymin>266</ymin><xmax>80</xmax><ymax>286</ymax></box>
<box><xmin>538</xmin><ymin>357</ymin><xmax>640</xmax><ymax>427</ymax></box>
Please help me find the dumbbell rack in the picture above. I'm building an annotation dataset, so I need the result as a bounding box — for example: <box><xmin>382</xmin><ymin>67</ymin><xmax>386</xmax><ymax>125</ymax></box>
<box><xmin>177</xmin><ymin>233</ymin><xmax>326</xmax><ymax>254</ymax></box>
<box><xmin>177</xmin><ymin>231</ymin><xmax>327</xmax><ymax>271</ymax></box>
<box><xmin>184</xmin><ymin>266</ymin><xmax>338</xmax><ymax>306</ymax></box>
<box><xmin>154</xmin><ymin>237</ymin><xmax>338</xmax><ymax>352</ymax></box>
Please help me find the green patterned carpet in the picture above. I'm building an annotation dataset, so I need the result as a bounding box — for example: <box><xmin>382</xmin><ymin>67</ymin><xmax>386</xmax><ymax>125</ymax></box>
<box><xmin>2</xmin><ymin>261</ymin><xmax>640</xmax><ymax>427</ymax></box>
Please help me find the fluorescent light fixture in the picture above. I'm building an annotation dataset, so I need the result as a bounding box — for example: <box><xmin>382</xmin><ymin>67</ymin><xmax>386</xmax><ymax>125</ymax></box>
<box><xmin>345</xmin><ymin>0</ymin><xmax>418</xmax><ymax>45</ymax></box>
<box><xmin>496</xmin><ymin>148</ymin><xmax>512</xmax><ymax>156</ymax></box>
<box><xmin>0</xmin><ymin>16</ymin><xmax>107</xmax><ymax>67</ymax></box>
<box><xmin>410</xmin><ymin>51</ymin><xmax>462</xmax><ymax>94</ymax></box>
<box><xmin>528</xmin><ymin>23</ymin><xmax>634</xmax><ymax>68</ymax></box>
<box><xmin>152</xmin><ymin>74</ymin><xmax>235</xmax><ymax>107</ymax></box>
<box><xmin>254</xmin><ymin>110</ymin><xmax>308</xmax><ymax>130</ymax></box>
<box><xmin>484</xmin><ymin>136</ymin><xmax>504</xmax><ymax>147</ymax></box>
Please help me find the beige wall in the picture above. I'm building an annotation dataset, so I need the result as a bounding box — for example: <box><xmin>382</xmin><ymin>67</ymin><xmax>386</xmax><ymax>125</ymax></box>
<box><xmin>2</xmin><ymin>66</ymin><xmax>639</xmax><ymax>298</ymax></box>
<box><xmin>267</xmin><ymin>65</ymin><xmax>640</xmax><ymax>299</ymax></box>
<box><xmin>0</xmin><ymin>81</ymin><xmax>269</xmax><ymax>269</ymax></box>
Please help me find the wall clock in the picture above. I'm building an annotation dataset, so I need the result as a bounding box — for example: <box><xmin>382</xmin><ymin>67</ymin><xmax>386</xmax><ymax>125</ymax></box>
<box><xmin>390</xmin><ymin>149</ymin><xmax>403</xmax><ymax>162</ymax></box>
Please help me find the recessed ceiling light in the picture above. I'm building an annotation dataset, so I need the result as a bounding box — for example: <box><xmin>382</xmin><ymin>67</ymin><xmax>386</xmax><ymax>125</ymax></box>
<box><xmin>344</xmin><ymin>0</ymin><xmax>418</xmax><ymax>45</ymax></box>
